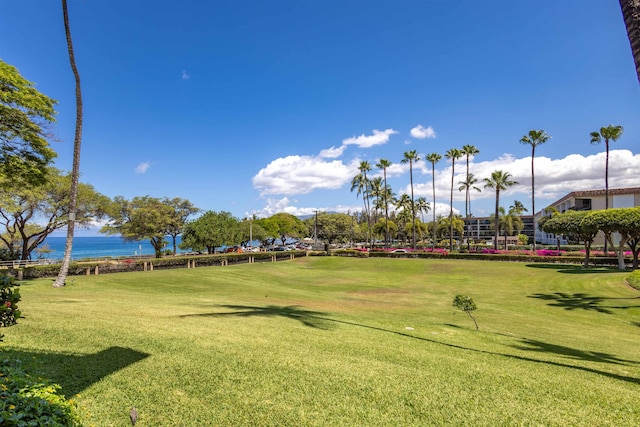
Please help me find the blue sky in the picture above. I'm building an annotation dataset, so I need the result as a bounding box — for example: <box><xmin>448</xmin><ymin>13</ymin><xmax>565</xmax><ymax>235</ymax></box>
<box><xmin>2</xmin><ymin>1</ymin><xmax>639</xmax><ymax>231</ymax></box>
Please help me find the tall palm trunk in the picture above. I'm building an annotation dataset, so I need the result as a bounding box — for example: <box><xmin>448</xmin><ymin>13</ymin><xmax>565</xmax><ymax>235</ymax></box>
<box><xmin>449</xmin><ymin>163</ymin><xmax>455</xmax><ymax>251</ymax></box>
<box><xmin>383</xmin><ymin>169</ymin><xmax>389</xmax><ymax>248</ymax></box>
<box><xmin>493</xmin><ymin>189</ymin><xmax>500</xmax><ymax>250</ymax></box>
<box><xmin>620</xmin><ymin>0</ymin><xmax>640</xmax><ymax>85</ymax></box>
<box><xmin>53</xmin><ymin>0</ymin><xmax>83</xmax><ymax>288</ymax></box>
<box><xmin>431</xmin><ymin>164</ymin><xmax>437</xmax><ymax>249</ymax></box>
<box><xmin>409</xmin><ymin>162</ymin><xmax>416</xmax><ymax>249</ymax></box>
<box><xmin>530</xmin><ymin>146</ymin><xmax>536</xmax><ymax>251</ymax></box>
<box><xmin>464</xmin><ymin>157</ymin><xmax>470</xmax><ymax>249</ymax></box>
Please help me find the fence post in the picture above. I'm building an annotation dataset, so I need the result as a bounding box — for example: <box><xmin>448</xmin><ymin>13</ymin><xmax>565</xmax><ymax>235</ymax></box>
<box><xmin>95</xmin><ymin>265</ymin><xmax>99</xmax><ymax>275</ymax></box>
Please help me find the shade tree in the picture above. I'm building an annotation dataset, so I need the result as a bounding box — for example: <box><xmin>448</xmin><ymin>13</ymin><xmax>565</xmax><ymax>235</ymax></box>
<box><xmin>179</xmin><ymin>210</ymin><xmax>241</xmax><ymax>254</ymax></box>
<box><xmin>0</xmin><ymin>168</ymin><xmax>108</xmax><ymax>261</ymax></box>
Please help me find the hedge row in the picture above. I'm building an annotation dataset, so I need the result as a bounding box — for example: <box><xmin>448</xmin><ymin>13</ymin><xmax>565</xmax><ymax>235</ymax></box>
<box><xmin>17</xmin><ymin>251</ymin><xmax>311</xmax><ymax>279</ymax></box>
<box><xmin>332</xmin><ymin>249</ymin><xmax>627</xmax><ymax>266</ymax></box>
<box><xmin>627</xmin><ymin>271</ymin><xmax>640</xmax><ymax>291</ymax></box>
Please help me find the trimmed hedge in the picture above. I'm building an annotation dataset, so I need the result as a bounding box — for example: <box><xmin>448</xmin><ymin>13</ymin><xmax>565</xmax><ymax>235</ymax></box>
<box><xmin>17</xmin><ymin>251</ymin><xmax>311</xmax><ymax>279</ymax></box>
<box><xmin>627</xmin><ymin>271</ymin><xmax>640</xmax><ymax>291</ymax></box>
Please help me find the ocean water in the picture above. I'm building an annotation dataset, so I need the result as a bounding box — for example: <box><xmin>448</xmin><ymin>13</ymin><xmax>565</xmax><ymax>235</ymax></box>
<box><xmin>40</xmin><ymin>236</ymin><xmax>184</xmax><ymax>260</ymax></box>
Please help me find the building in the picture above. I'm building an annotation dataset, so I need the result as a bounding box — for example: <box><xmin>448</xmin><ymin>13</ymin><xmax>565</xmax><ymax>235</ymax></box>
<box><xmin>536</xmin><ymin>187</ymin><xmax>640</xmax><ymax>245</ymax></box>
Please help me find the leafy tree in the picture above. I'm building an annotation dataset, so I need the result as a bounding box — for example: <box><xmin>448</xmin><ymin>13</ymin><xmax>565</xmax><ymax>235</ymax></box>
<box><xmin>484</xmin><ymin>170</ymin><xmax>518</xmax><ymax>250</ymax></box>
<box><xmin>445</xmin><ymin>148</ymin><xmax>463</xmax><ymax>251</ymax></box>
<box><xmin>582</xmin><ymin>207</ymin><xmax>640</xmax><ymax>270</ymax></box>
<box><xmin>0</xmin><ymin>168</ymin><xmax>108</xmax><ymax>261</ymax></box>
<box><xmin>0</xmin><ymin>59</ymin><xmax>57</xmax><ymax>186</ymax></box>
<box><xmin>102</xmin><ymin>196</ymin><xmax>176</xmax><ymax>258</ymax></box>
<box><xmin>452</xmin><ymin>295</ymin><xmax>478</xmax><ymax>330</ymax></box>
<box><xmin>180</xmin><ymin>211</ymin><xmax>241</xmax><ymax>254</ymax></box>
<box><xmin>520</xmin><ymin>130</ymin><xmax>551</xmax><ymax>251</ymax></box>
<box><xmin>304</xmin><ymin>212</ymin><xmax>354</xmax><ymax>244</ymax></box>
<box><xmin>542</xmin><ymin>210</ymin><xmax>599</xmax><ymax>267</ymax></box>
<box><xmin>261</xmin><ymin>213</ymin><xmax>306</xmax><ymax>246</ymax></box>
<box><xmin>239</xmin><ymin>217</ymin><xmax>268</xmax><ymax>248</ymax></box>
<box><xmin>376</xmin><ymin>158</ymin><xmax>392</xmax><ymax>247</ymax></box>
<box><xmin>163</xmin><ymin>197</ymin><xmax>199</xmax><ymax>255</ymax></box>
<box><xmin>54</xmin><ymin>0</ymin><xmax>85</xmax><ymax>288</ymax></box>
<box><xmin>425</xmin><ymin>153</ymin><xmax>442</xmax><ymax>249</ymax></box>
<box><xmin>401</xmin><ymin>150</ymin><xmax>421</xmax><ymax>249</ymax></box>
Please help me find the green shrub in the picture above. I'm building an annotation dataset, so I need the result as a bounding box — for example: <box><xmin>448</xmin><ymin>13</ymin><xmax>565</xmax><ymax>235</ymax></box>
<box><xmin>0</xmin><ymin>276</ymin><xmax>20</xmax><ymax>329</ymax></box>
<box><xmin>627</xmin><ymin>271</ymin><xmax>640</xmax><ymax>291</ymax></box>
<box><xmin>0</xmin><ymin>358</ymin><xmax>80</xmax><ymax>426</ymax></box>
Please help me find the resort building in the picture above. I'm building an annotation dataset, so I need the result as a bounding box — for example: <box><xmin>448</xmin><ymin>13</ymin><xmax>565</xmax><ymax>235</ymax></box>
<box><xmin>536</xmin><ymin>187</ymin><xmax>640</xmax><ymax>245</ymax></box>
<box><xmin>462</xmin><ymin>187</ymin><xmax>640</xmax><ymax>247</ymax></box>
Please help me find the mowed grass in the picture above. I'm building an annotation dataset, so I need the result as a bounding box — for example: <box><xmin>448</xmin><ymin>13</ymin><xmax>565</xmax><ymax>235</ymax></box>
<box><xmin>3</xmin><ymin>257</ymin><xmax>640</xmax><ymax>426</ymax></box>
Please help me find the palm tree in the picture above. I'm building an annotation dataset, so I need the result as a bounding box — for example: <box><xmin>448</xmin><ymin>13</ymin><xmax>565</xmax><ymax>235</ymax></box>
<box><xmin>376</xmin><ymin>158</ymin><xmax>392</xmax><ymax>247</ymax></box>
<box><xmin>369</xmin><ymin>177</ymin><xmax>384</xmax><ymax>223</ymax></box>
<box><xmin>483</xmin><ymin>170</ymin><xmax>518</xmax><ymax>250</ymax></box>
<box><xmin>461</xmin><ymin>145</ymin><xmax>479</xmax><ymax>247</ymax></box>
<box><xmin>54</xmin><ymin>0</ymin><xmax>83</xmax><ymax>288</ymax></box>
<box><xmin>350</xmin><ymin>161</ymin><xmax>372</xmax><ymax>247</ymax></box>
<box><xmin>508</xmin><ymin>201</ymin><xmax>527</xmax><ymax>243</ymax></box>
<box><xmin>458</xmin><ymin>172</ymin><xmax>481</xmax><ymax>248</ymax></box>
<box><xmin>520</xmin><ymin>130</ymin><xmax>551</xmax><ymax>252</ymax></box>
<box><xmin>425</xmin><ymin>153</ymin><xmax>441</xmax><ymax>249</ymax></box>
<box><xmin>401</xmin><ymin>150</ymin><xmax>421</xmax><ymax>249</ymax></box>
<box><xmin>619</xmin><ymin>0</ymin><xmax>640</xmax><ymax>85</ymax></box>
<box><xmin>590</xmin><ymin>125</ymin><xmax>623</xmax><ymax>255</ymax></box>
<box><xmin>415</xmin><ymin>197</ymin><xmax>430</xmax><ymax>224</ymax></box>
<box><xmin>445</xmin><ymin>148</ymin><xmax>463</xmax><ymax>251</ymax></box>
<box><xmin>590</xmin><ymin>125</ymin><xmax>623</xmax><ymax>211</ymax></box>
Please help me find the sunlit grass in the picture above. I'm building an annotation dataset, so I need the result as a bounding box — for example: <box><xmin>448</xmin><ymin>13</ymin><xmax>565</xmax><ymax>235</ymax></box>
<box><xmin>3</xmin><ymin>257</ymin><xmax>639</xmax><ymax>426</ymax></box>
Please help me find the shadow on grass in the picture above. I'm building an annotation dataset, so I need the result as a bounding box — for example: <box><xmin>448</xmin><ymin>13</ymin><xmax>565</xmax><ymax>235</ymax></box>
<box><xmin>525</xmin><ymin>264</ymin><xmax>627</xmax><ymax>274</ymax></box>
<box><xmin>181</xmin><ymin>304</ymin><xmax>640</xmax><ymax>386</ymax></box>
<box><xmin>511</xmin><ymin>339</ymin><xmax>640</xmax><ymax>366</ymax></box>
<box><xmin>528</xmin><ymin>292</ymin><xmax>640</xmax><ymax>314</ymax></box>
<box><xmin>0</xmin><ymin>346</ymin><xmax>150</xmax><ymax>397</ymax></box>
<box><xmin>179</xmin><ymin>304</ymin><xmax>333</xmax><ymax>329</ymax></box>
<box><xmin>318</xmin><ymin>316</ymin><xmax>640</xmax><ymax>386</ymax></box>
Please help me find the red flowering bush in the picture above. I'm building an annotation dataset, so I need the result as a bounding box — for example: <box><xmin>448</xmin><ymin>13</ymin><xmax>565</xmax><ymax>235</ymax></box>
<box><xmin>0</xmin><ymin>275</ymin><xmax>21</xmax><ymax>336</ymax></box>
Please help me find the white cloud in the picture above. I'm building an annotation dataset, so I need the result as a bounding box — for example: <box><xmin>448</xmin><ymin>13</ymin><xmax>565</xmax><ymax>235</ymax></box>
<box><xmin>342</xmin><ymin>129</ymin><xmax>398</xmax><ymax>148</ymax></box>
<box><xmin>410</xmin><ymin>124</ymin><xmax>436</xmax><ymax>139</ymax></box>
<box><xmin>252</xmin><ymin>155</ymin><xmax>359</xmax><ymax>196</ymax></box>
<box><xmin>135</xmin><ymin>162</ymin><xmax>150</xmax><ymax>174</ymax></box>
<box><xmin>181</xmin><ymin>70</ymin><xmax>190</xmax><ymax>80</ymax></box>
<box><xmin>319</xmin><ymin>145</ymin><xmax>346</xmax><ymax>159</ymax></box>
<box><xmin>250</xmin><ymin>198</ymin><xmax>359</xmax><ymax>218</ymax></box>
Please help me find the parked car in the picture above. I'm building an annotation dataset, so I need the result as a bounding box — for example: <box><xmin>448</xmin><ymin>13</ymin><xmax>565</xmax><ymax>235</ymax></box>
<box><xmin>390</xmin><ymin>248</ymin><xmax>410</xmax><ymax>253</ymax></box>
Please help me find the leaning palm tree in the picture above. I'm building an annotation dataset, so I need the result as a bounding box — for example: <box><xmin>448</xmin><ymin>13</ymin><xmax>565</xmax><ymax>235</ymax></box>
<box><xmin>445</xmin><ymin>148</ymin><xmax>463</xmax><ymax>251</ymax></box>
<box><xmin>458</xmin><ymin>173</ymin><xmax>481</xmax><ymax>248</ymax></box>
<box><xmin>425</xmin><ymin>153</ymin><xmax>442</xmax><ymax>249</ymax></box>
<box><xmin>483</xmin><ymin>170</ymin><xmax>518</xmax><ymax>250</ymax></box>
<box><xmin>619</xmin><ymin>0</ymin><xmax>640</xmax><ymax>85</ymax></box>
<box><xmin>54</xmin><ymin>0</ymin><xmax>83</xmax><ymax>288</ymax></box>
<box><xmin>376</xmin><ymin>158</ymin><xmax>392</xmax><ymax>247</ymax></box>
<box><xmin>461</xmin><ymin>145</ymin><xmax>479</xmax><ymax>247</ymax></box>
<box><xmin>520</xmin><ymin>129</ymin><xmax>551</xmax><ymax>252</ymax></box>
<box><xmin>401</xmin><ymin>150</ymin><xmax>421</xmax><ymax>249</ymax></box>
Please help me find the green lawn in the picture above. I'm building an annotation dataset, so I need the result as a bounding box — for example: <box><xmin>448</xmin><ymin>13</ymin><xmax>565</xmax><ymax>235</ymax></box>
<box><xmin>3</xmin><ymin>257</ymin><xmax>640</xmax><ymax>426</ymax></box>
